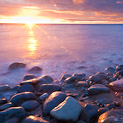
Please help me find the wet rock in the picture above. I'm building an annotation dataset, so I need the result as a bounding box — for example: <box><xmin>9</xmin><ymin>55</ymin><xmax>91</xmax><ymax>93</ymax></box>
<box><xmin>96</xmin><ymin>98</ymin><xmax>111</xmax><ymax>106</ymax></box>
<box><xmin>38</xmin><ymin>84</ymin><xmax>62</xmax><ymax>94</ymax></box>
<box><xmin>0</xmin><ymin>102</ymin><xmax>13</xmax><ymax>111</ymax></box>
<box><xmin>37</xmin><ymin>75</ymin><xmax>53</xmax><ymax>84</ymax></box>
<box><xmin>80</xmin><ymin>104</ymin><xmax>99</xmax><ymax>123</ymax></box>
<box><xmin>72</xmin><ymin>73</ymin><xmax>86</xmax><ymax>80</ymax></box>
<box><xmin>88</xmin><ymin>84</ymin><xmax>110</xmax><ymax>95</ymax></box>
<box><xmin>9</xmin><ymin>92</ymin><xmax>36</xmax><ymax>106</ymax></box>
<box><xmin>21</xmin><ymin>100</ymin><xmax>40</xmax><ymax>111</ymax></box>
<box><xmin>77</xmin><ymin>120</ymin><xmax>86</xmax><ymax>123</ymax></box>
<box><xmin>20</xmin><ymin>79</ymin><xmax>37</xmax><ymax>86</ymax></box>
<box><xmin>23</xmin><ymin>74</ymin><xmax>36</xmax><ymax>81</ymax></box>
<box><xmin>107</xmin><ymin>103</ymin><xmax>116</xmax><ymax>109</ymax></box>
<box><xmin>98</xmin><ymin>109</ymin><xmax>123</xmax><ymax>123</ymax></box>
<box><xmin>28</xmin><ymin>66</ymin><xmax>42</xmax><ymax>73</ymax></box>
<box><xmin>22</xmin><ymin>115</ymin><xmax>49</xmax><ymax>123</ymax></box>
<box><xmin>50</xmin><ymin>97</ymin><xmax>83</xmax><ymax>122</ymax></box>
<box><xmin>43</xmin><ymin>91</ymin><xmax>67</xmax><ymax>115</ymax></box>
<box><xmin>88</xmin><ymin>73</ymin><xmax>106</xmax><ymax>83</ymax></box>
<box><xmin>109</xmin><ymin>77</ymin><xmax>117</xmax><ymax>82</ymax></box>
<box><xmin>62</xmin><ymin>84</ymin><xmax>75</xmax><ymax>91</ymax></box>
<box><xmin>116</xmin><ymin>70</ymin><xmax>123</xmax><ymax>76</ymax></box>
<box><xmin>75</xmin><ymin>81</ymin><xmax>89</xmax><ymax>87</ymax></box>
<box><xmin>109</xmin><ymin>79</ymin><xmax>123</xmax><ymax>91</ymax></box>
<box><xmin>4</xmin><ymin>117</ymin><xmax>19</xmax><ymax>123</ymax></box>
<box><xmin>17</xmin><ymin>84</ymin><xmax>34</xmax><ymax>93</ymax></box>
<box><xmin>0</xmin><ymin>85</ymin><xmax>11</xmax><ymax>92</ymax></box>
<box><xmin>0</xmin><ymin>98</ymin><xmax>7</xmax><ymax>105</ymax></box>
<box><xmin>116</xmin><ymin>64</ymin><xmax>123</xmax><ymax>71</ymax></box>
<box><xmin>97</xmin><ymin>107</ymin><xmax>109</xmax><ymax>116</ymax></box>
<box><xmin>105</xmin><ymin>67</ymin><xmax>115</xmax><ymax>74</ymax></box>
<box><xmin>60</xmin><ymin>74</ymin><xmax>71</xmax><ymax>82</ymax></box>
<box><xmin>64</xmin><ymin>76</ymin><xmax>79</xmax><ymax>85</ymax></box>
<box><xmin>0</xmin><ymin>107</ymin><xmax>26</xmax><ymax>122</ymax></box>
<box><xmin>8</xmin><ymin>62</ymin><xmax>26</xmax><ymax>70</ymax></box>
<box><xmin>39</xmin><ymin>93</ymin><xmax>49</xmax><ymax>101</ymax></box>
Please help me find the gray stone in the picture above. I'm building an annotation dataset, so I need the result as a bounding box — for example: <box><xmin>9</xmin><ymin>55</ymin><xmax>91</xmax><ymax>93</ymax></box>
<box><xmin>17</xmin><ymin>84</ymin><xmax>34</xmax><ymax>93</ymax></box>
<box><xmin>43</xmin><ymin>91</ymin><xmax>67</xmax><ymax>115</ymax></box>
<box><xmin>88</xmin><ymin>84</ymin><xmax>110</xmax><ymax>95</ymax></box>
<box><xmin>38</xmin><ymin>84</ymin><xmax>62</xmax><ymax>94</ymax></box>
<box><xmin>0</xmin><ymin>85</ymin><xmax>11</xmax><ymax>92</ymax></box>
<box><xmin>72</xmin><ymin>73</ymin><xmax>86</xmax><ymax>80</ymax></box>
<box><xmin>23</xmin><ymin>74</ymin><xmax>36</xmax><ymax>81</ymax></box>
<box><xmin>9</xmin><ymin>92</ymin><xmax>36</xmax><ymax>106</ymax></box>
<box><xmin>109</xmin><ymin>79</ymin><xmax>123</xmax><ymax>91</ymax></box>
<box><xmin>39</xmin><ymin>93</ymin><xmax>49</xmax><ymax>101</ymax></box>
<box><xmin>20</xmin><ymin>79</ymin><xmax>38</xmax><ymax>85</ymax></box>
<box><xmin>8</xmin><ymin>62</ymin><xmax>26</xmax><ymax>70</ymax></box>
<box><xmin>22</xmin><ymin>115</ymin><xmax>49</xmax><ymax>123</ymax></box>
<box><xmin>60</xmin><ymin>74</ymin><xmax>71</xmax><ymax>82</ymax></box>
<box><xmin>0</xmin><ymin>98</ymin><xmax>7</xmax><ymax>105</ymax></box>
<box><xmin>64</xmin><ymin>76</ymin><xmax>79</xmax><ymax>85</ymax></box>
<box><xmin>50</xmin><ymin>96</ymin><xmax>83</xmax><ymax>122</ymax></box>
<box><xmin>116</xmin><ymin>64</ymin><xmax>123</xmax><ymax>71</ymax></box>
<box><xmin>98</xmin><ymin>109</ymin><xmax>123</xmax><ymax>123</ymax></box>
<box><xmin>21</xmin><ymin>100</ymin><xmax>40</xmax><ymax>111</ymax></box>
<box><xmin>28</xmin><ymin>66</ymin><xmax>42</xmax><ymax>73</ymax></box>
<box><xmin>80</xmin><ymin>104</ymin><xmax>99</xmax><ymax>123</ymax></box>
<box><xmin>5</xmin><ymin>117</ymin><xmax>19</xmax><ymax>123</ymax></box>
<box><xmin>105</xmin><ymin>67</ymin><xmax>115</xmax><ymax>74</ymax></box>
<box><xmin>0</xmin><ymin>102</ymin><xmax>13</xmax><ymax>111</ymax></box>
<box><xmin>0</xmin><ymin>107</ymin><xmax>26</xmax><ymax>122</ymax></box>
<box><xmin>76</xmin><ymin>81</ymin><xmax>88</xmax><ymax>87</ymax></box>
<box><xmin>116</xmin><ymin>70</ymin><xmax>123</xmax><ymax>76</ymax></box>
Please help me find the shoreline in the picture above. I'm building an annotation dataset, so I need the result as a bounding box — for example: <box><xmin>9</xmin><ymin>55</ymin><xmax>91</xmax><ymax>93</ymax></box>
<box><xmin>0</xmin><ymin>62</ymin><xmax>123</xmax><ymax>123</ymax></box>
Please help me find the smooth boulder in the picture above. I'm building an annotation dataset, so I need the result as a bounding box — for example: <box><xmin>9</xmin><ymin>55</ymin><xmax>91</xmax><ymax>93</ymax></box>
<box><xmin>28</xmin><ymin>66</ymin><xmax>42</xmax><ymax>73</ymax></box>
<box><xmin>43</xmin><ymin>91</ymin><xmax>67</xmax><ymax>115</ymax></box>
<box><xmin>50</xmin><ymin>96</ymin><xmax>83</xmax><ymax>122</ymax></box>
<box><xmin>9</xmin><ymin>92</ymin><xmax>36</xmax><ymax>106</ymax></box>
<box><xmin>98</xmin><ymin>109</ymin><xmax>123</xmax><ymax>123</ymax></box>
<box><xmin>0</xmin><ymin>107</ymin><xmax>26</xmax><ymax>122</ymax></box>
<box><xmin>0</xmin><ymin>85</ymin><xmax>11</xmax><ymax>92</ymax></box>
<box><xmin>22</xmin><ymin>115</ymin><xmax>49</xmax><ymax>123</ymax></box>
<box><xmin>88</xmin><ymin>84</ymin><xmax>110</xmax><ymax>95</ymax></box>
<box><xmin>21</xmin><ymin>100</ymin><xmax>40</xmax><ymax>111</ymax></box>
<box><xmin>109</xmin><ymin>79</ymin><xmax>123</xmax><ymax>91</ymax></box>
<box><xmin>23</xmin><ymin>74</ymin><xmax>36</xmax><ymax>81</ymax></box>
<box><xmin>8</xmin><ymin>62</ymin><xmax>26</xmax><ymax>70</ymax></box>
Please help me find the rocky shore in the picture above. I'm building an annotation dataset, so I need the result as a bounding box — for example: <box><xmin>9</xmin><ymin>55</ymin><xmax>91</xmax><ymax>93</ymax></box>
<box><xmin>0</xmin><ymin>62</ymin><xmax>123</xmax><ymax>123</ymax></box>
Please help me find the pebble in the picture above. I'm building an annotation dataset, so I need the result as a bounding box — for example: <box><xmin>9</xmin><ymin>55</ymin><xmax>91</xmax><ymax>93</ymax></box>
<box><xmin>39</xmin><ymin>93</ymin><xmax>49</xmax><ymax>101</ymax></box>
<box><xmin>116</xmin><ymin>64</ymin><xmax>123</xmax><ymax>71</ymax></box>
<box><xmin>0</xmin><ymin>85</ymin><xmax>11</xmax><ymax>92</ymax></box>
<box><xmin>0</xmin><ymin>102</ymin><xmax>13</xmax><ymax>111</ymax></box>
<box><xmin>0</xmin><ymin>98</ymin><xmax>7</xmax><ymax>105</ymax></box>
<box><xmin>23</xmin><ymin>74</ymin><xmax>36</xmax><ymax>81</ymax></box>
<box><xmin>9</xmin><ymin>92</ymin><xmax>36</xmax><ymax>106</ymax></box>
<box><xmin>28</xmin><ymin>66</ymin><xmax>42</xmax><ymax>73</ymax></box>
<box><xmin>43</xmin><ymin>91</ymin><xmax>67</xmax><ymax>115</ymax></box>
<box><xmin>50</xmin><ymin>96</ymin><xmax>83</xmax><ymax>122</ymax></box>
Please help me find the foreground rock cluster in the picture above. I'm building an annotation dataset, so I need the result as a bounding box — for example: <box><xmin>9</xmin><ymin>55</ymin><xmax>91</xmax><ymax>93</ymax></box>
<box><xmin>0</xmin><ymin>62</ymin><xmax>123</xmax><ymax>123</ymax></box>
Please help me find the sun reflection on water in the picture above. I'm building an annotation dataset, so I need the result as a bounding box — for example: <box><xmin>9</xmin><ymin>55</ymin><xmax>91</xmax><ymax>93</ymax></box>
<box><xmin>26</xmin><ymin>23</ymin><xmax>38</xmax><ymax>55</ymax></box>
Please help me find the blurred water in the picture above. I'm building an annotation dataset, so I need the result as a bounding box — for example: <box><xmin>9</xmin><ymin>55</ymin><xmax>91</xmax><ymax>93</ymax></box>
<box><xmin>0</xmin><ymin>24</ymin><xmax>123</xmax><ymax>87</ymax></box>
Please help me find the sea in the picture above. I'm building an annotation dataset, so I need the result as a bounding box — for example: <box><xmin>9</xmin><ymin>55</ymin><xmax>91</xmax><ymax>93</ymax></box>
<box><xmin>0</xmin><ymin>24</ymin><xmax>123</xmax><ymax>87</ymax></box>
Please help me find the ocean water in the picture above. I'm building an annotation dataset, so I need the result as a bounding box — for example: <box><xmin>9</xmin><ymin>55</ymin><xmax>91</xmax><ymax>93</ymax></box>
<box><xmin>0</xmin><ymin>24</ymin><xmax>123</xmax><ymax>87</ymax></box>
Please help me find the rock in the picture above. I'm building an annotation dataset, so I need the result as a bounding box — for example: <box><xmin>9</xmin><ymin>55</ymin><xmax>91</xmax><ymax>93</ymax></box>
<box><xmin>39</xmin><ymin>93</ymin><xmax>49</xmax><ymax>101</ymax></box>
<box><xmin>80</xmin><ymin>104</ymin><xmax>99</xmax><ymax>123</ymax></box>
<box><xmin>96</xmin><ymin>98</ymin><xmax>111</xmax><ymax>106</ymax></box>
<box><xmin>97</xmin><ymin>107</ymin><xmax>109</xmax><ymax>116</ymax></box>
<box><xmin>37</xmin><ymin>75</ymin><xmax>53</xmax><ymax>84</ymax></box>
<box><xmin>107</xmin><ymin>103</ymin><xmax>116</xmax><ymax>109</ymax></box>
<box><xmin>17</xmin><ymin>84</ymin><xmax>34</xmax><ymax>93</ymax></box>
<box><xmin>43</xmin><ymin>91</ymin><xmax>67</xmax><ymax>115</ymax></box>
<box><xmin>64</xmin><ymin>76</ymin><xmax>79</xmax><ymax>85</ymax></box>
<box><xmin>21</xmin><ymin>100</ymin><xmax>40</xmax><ymax>111</ymax></box>
<box><xmin>109</xmin><ymin>77</ymin><xmax>117</xmax><ymax>82</ymax></box>
<box><xmin>22</xmin><ymin>115</ymin><xmax>49</xmax><ymax>123</ymax></box>
<box><xmin>60</xmin><ymin>74</ymin><xmax>71</xmax><ymax>82</ymax></box>
<box><xmin>20</xmin><ymin>79</ymin><xmax>37</xmax><ymax>85</ymax></box>
<box><xmin>4</xmin><ymin>117</ymin><xmax>19</xmax><ymax>123</ymax></box>
<box><xmin>38</xmin><ymin>84</ymin><xmax>62</xmax><ymax>94</ymax></box>
<box><xmin>116</xmin><ymin>70</ymin><xmax>123</xmax><ymax>76</ymax></box>
<box><xmin>88</xmin><ymin>73</ymin><xmax>106</xmax><ymax>83</ymax></box>
<box><xmin>105</xmin><ymin>67</ymin><xmax>115</xmax><ymax>74</ymax></box>
<box><xmin>76</xmin><ymin>81</ymin><xmax>89</xmax><ymax>87</ymax></box>
<box><xmin>62</xmin><ymin>84</ymin><xmax>75</xmax><ymax>91</ymax></box>
<box><xmin>50</xmin><ymin>97</ymin><xmax>83</xmax><ymax>122</ymax></box>
<box><xmin>77</xmin><ymin>120</ymin><xmax>86</xmax><ymax>123</ymax></box>
<box><xmin>0</xmin><ymin>98</ymin><xmax>7</xmax><ymax>105</ymax></box>
<box><xmin>116</xmin><ymin>64</ymin><xmax>123</xmax><ymax>71</ymax></box>
<box><xmin>0</xmin><ymin>85</ymin><xmax>11</xmax><ymax>92</ymax></box>
<box><xmin>109</xmin><ymin>79</ymin><xmax>123</xmax><ymax>91</ymax></box>
<box><xmin>28</xmin><ymin>66</ymin><xmax>42</xmax><ymax>73</ymax></box>
<box><xmin>98</xmin><ymin>109</ymin><xmax>123</xmax><ymax>123</ymax></box>
<box><xmin>0</xmin><ymin>102</ymin><xmax>13</xmax><ymax>111</ymax></box>
<box><xmin>115</xmin><ymin>92</ymin><xmax>123</xmax><ymax>98</ymax></box>
<box><xmin>9</xmin><ymin>92</ymin><xmax>36</xmax><ymax>106</ymax></box>
<box><xmin>72</xmin><ymin>73</ymin><xmax>86</xmax><ymax>80</ymax></box>
<box><xmin>8</xmin><ymin>62</ymin><xmax>26</xmax><ymax>70</ymax></box>
<box><xmin>0</xmin><ymin>107</ymin><xmax>26</xmax><ymax>122</ymax></box>
<box><xmin>88</xmin><ymin>84</ymin><xmax>110</xmax><ymax>95</ymax></box>
<box><xmin>23</xmin><ymin>74</ymin><xmax>36</xmax><ymax>81</ymax></box>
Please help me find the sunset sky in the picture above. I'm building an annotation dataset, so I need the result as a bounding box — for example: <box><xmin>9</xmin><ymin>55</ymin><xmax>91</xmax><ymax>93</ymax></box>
<box><xmin>0</xmin><ymin>0</ymin><xmax>123</xmax><ymax>24</ymax></box>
